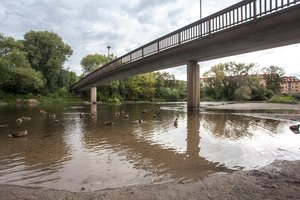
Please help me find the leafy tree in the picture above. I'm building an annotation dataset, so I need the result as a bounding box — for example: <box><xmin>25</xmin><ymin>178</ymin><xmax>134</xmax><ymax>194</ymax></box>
<box><xmin>202</xmin><ymin>62</ymin><xmax>259</xmax><ymax>101</ymax></box>
<box><xmin>3</xmin><ymin>67</ymin><xmax>45</xmax><ymax>94</ymax></box>
<box><xmin>263</xmin><ymin>66</ymin><xmax>285</xmax><ymax>94</ymax></box>
<box><xmin>23</xmin><ymin>31</ymin><xmax>73</xmax><ymax>92</ymax></box>
<box><xmin>124</xmin><ymin>73</ymin><xmax>156</xmax><ymax>100</ymax></box>
<box><xmin>234</xmin><ymin>85</ymin><xmax>252</xmax><ymax>100</ymax></box>
<box><xmin>0</xmin><ymin>33</ymin><xmax>45</xmax><ymax>94</ymax></box>
<box><xmin>69</xmin><ymin>71</ymin><xmax>78</xmax><ymax>86</ymax></box>
<box><xmin>81</xmin><ymin>53</ymin><xmax>114</xmax><ymax>74</ymax></box>
<box><xmin>203</xmin><ymin>63</ymin><xmax>226</xmax><ymax>100</ymax></box>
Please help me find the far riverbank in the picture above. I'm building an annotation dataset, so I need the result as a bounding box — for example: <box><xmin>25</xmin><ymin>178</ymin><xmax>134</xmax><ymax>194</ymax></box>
<box><xmin>201</xmin><ymin>101</ymin><xmax>300</xmax><ymax>121</ymax></box>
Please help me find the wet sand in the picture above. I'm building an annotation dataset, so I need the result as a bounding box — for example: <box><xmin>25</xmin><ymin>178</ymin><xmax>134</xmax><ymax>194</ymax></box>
<box><xmin>0</xmin><ymin>160</ymin><xmax>299</xmax><ymax>200</ymax></box>
<box><xmin>202</xmin><ymin>101</ymin><xmax>300</xmax><ymax>111</ymax></box>
<box><xmin>202</xmin><ymin>102</ymin><xmax>300</xmax><ymax>121</ymax></box>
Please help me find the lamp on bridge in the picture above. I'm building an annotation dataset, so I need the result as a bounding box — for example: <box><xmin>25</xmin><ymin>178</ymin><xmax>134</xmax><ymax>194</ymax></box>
<box><xmin>200</xmin><ymin>0</ymin><xmax>202</xmax><ymax>19</ymax></box>
<box><xmin>107</xmin><ymin>45</ymin><xmax>111</xmax><ymax>57</ymax></box>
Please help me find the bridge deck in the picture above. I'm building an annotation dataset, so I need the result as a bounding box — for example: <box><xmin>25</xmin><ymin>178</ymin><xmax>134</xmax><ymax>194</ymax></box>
<box><xmin>72</xmin><ymin>0</ymin><xmax>300</xmax><ymax>91</ymax></box>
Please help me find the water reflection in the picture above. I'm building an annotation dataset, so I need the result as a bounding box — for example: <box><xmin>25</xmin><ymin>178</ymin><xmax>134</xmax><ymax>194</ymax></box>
<box><xmin>0</xmin><ymin>103</ymin><xmax>299</xmax><ymax>191</ymax></box>
<box><xmin>90</xmin><ymin>104</ymin><xmax>97</xmax><ymax>124</ymax></box>
<box><xmin>186</xmin><ymin>111</ymin><xmax>200</xmax><ymax>158</ymax></box>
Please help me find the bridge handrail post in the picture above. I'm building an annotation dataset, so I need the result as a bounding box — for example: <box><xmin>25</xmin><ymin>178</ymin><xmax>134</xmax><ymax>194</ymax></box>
<box><xmin>208</xmin><ymin>20</ymin><xmax>211</xmax><ymax>35</ymax></box>
<box><xmin>253</xmin><ymin>0</ymin><xmax>257</xmax><ymax>20</ymax></box>
<box><xmin>178</xmin><ymin>32</ymin><xmax>181</xmax><ymax>44</ymax></box>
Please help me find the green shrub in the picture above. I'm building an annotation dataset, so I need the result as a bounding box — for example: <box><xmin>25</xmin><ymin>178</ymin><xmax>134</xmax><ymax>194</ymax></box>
<box><xmin>107</xmin><ymin>97</ymin><xmax>121</xmax><ymax>104</ymax></box>
<box><xmin>268</xmin><ymin>95</ymin><xmax>298</xmax><ymax>104</ymax></box>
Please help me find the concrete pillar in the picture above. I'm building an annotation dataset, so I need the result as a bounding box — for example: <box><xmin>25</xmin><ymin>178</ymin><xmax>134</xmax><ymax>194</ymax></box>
<box><xmin>90</xmin><ymin>86</ymin><xmax>97</xmax><ymax>104</ymax></box>
<box><xmin>187</xmin><ymin>61</ymin><xmax>200</xmax><ymax>110</ymax></box>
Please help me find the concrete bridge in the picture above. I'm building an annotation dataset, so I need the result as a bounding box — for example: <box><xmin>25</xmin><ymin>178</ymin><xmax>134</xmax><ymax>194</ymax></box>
<box><xmin>71</xmin><ymin>0</ymin><xmax>300</xmax><ymax>110</ymax></box>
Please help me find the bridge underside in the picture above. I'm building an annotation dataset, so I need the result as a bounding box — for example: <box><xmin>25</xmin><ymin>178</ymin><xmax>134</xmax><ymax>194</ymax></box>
<box><xmin>77</xmin><ymin>5</ymin><xmax>300</xmax><ymax>91</ymax></box>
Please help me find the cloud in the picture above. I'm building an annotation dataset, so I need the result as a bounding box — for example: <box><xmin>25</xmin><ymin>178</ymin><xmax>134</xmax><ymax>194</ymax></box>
<box><xmin>0</xmin><ymin>0</ymin><xmax>299</xmax><ymax>79</ymax></box>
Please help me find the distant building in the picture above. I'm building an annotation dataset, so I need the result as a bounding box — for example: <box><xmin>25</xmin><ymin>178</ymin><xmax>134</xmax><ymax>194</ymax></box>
<box><xmin>280</xmin><ymin>76</ymin><xmax>300</xmax><ymax>94</ymax></box>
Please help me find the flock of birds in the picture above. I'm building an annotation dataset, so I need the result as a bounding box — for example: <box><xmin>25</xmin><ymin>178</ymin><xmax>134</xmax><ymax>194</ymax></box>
<box><xmin>79</xmin><ymin>107</ymin><xmax>179</xmax><ymax>128</ymax></box>
<box><xmin>2</xmin><ymin>109</ymin><xmax>58</xmax><ymax>138</ymax></box>
<box><xmin>2</xmin><ymin>107</ymin><xmax>179</xmax><ymax>138</ymax></box>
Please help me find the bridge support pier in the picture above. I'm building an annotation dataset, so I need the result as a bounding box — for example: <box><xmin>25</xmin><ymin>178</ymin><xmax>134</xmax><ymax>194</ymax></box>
<box><xmin>90</xmin><ymin>86</ymin><xmax>97</xmax><ymax>104</ymax></box>
<box><xmin>187</xmin><ymin>61</ymin><xmax>200</xmax><ymax>110</ymax></box>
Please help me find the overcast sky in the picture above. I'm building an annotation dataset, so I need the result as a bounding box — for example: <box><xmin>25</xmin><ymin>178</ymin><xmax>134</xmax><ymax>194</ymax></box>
<box><xmin>1</xmin><ymin>0</ymin><xmax>299</xmax><ymax>80</ymax></box>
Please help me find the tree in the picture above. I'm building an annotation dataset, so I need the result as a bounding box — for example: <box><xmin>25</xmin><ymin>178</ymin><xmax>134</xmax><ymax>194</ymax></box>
<box><xmin>80</xmin><ymin>53</ymin><xmax>114</xmax><ymax>74</ymax></box>
<box><xmin>263</xmin><ymin>66</ymin><xmax>285</xmax><ymax>94</ymax></box>
<box><xmin>124</xmin><ymin>73</ymin><xmax>156</xmax><ymax>100</ymax></box>
<box><xmin>3</xmin><ymin>67</ymin><xmax>45</xmax><ymax>94</ymax></box>
<box><xmin>23</xmin><ymin>31</ymin><xmax>73</xmax><ymax>92</ymax></box>
<box><xmin>203</xmin><ymin>63</ymin><xmax>226</xmax><ymax>100</ymax></box>
<box><xmin>202</xmin><ymin>62</ymin><xmax>259</xmax><ymax>101</ymax></box>
<box><xmin>0</xmin><ymin>33</ymin><xmax>45</xmax><ymax>94</ymax></box>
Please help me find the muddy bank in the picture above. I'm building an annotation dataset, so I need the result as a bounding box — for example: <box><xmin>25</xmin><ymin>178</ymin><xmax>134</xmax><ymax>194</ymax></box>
<box><xmin>0</xmin><ymin>160</ymin><xmax>299</xmax><ymax>200</ymax></box>
<box><xmin>202</xmin><ymin>102</ymin><xmax>300</xmax><ymax>111</ymax></box>
<box><xmin>202</xmin><ymin>102</ymin><xmax>300</xmax><ymax>121</ymax></box>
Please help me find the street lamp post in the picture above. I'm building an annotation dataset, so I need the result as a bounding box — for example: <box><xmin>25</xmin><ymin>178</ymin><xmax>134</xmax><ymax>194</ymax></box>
<box><xmin>200</xmin><ymin>0</ymin><xmax>202</xmax><ymax>19</ymax></box>
<box><xmin>107</xmin><ymin>46</ymin><xmax>111</xmax><ymax>57</ymax></box>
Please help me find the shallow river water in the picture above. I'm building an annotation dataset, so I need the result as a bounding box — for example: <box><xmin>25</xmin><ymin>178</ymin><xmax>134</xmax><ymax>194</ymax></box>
<box><xmin>0</xmin><ymin>103</ymin><xmax>299</xmax><ymax>191</ymax></box>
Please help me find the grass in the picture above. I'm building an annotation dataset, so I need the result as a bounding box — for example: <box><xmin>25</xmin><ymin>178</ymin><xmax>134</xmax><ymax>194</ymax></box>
<box><xmin>0</xmin><ymin>90</ymin><xmax>83</xmax><ymax>105</ymax></box>
<box><xmin>268</xmin><ymin>95</ymin><xmax>299</xmax><ymax>104</ymax></box>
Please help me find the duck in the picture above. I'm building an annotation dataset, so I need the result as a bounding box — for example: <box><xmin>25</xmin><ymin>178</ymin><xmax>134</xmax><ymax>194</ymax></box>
<box><xmin>104</xmin><ymin>121</ymin><xmax>114</xmax><ymax>126</ymax></box>
<box><xmin>0</xmin><ymin>124</ymin><xmax>8</xmax><ymax>128</ymax></box>
<box><xmin>141</xmin><ymin>109</ymin><xmax>148</xmax><ymax>114</ymax></box>
<box><xmin>16</xmin><ymin>118</ymin><xmax>23</xmax><ymax>124</ymax></box>
<box><xmin>115</xmin><ymin>112</ymin><xmax>120</xmax><ymax>116</ymax></box>
<box><xmin>8</xmin><ymin>130</ymin><xmax>28</xmax><ymax>138</ymax></box>
<box><xmin>121</xmin><ymin>110</ymin><xmax>125</xmax><ymax>115</ymax></box>
<box><xmin>125</xmin><ymin>114</ymin><xmax>129</xmax><ymax>118</ymax></box>
<box><xmin>21</xmin><ymin>116</ymin><xmax>31</xmax><ymax>121</ymax></box>
<box><xmin>173</xmin><ymin>117</ymin><xmax>178</xmax><ymax>127</ymax></box>
<box><xmin>289</xmin><ymin>124</ymin><xmax>300</xmax><ymax>134</ymax></box>
<box><xmin>40</xmin><ymin>109</ymin><xmax>47</xmax><ymax>115</ymax></box>
<box><xmin>48</xmin><ymin>114</ymin><xmax>56</xmax><ymax>119</ymax></box>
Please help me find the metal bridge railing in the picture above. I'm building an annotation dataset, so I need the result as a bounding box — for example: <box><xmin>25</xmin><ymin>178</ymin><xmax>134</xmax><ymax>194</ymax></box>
<box><xmin>71</xmin><ymin>0</ymin><xmax>300</xmax><ymax>90</ymax></box>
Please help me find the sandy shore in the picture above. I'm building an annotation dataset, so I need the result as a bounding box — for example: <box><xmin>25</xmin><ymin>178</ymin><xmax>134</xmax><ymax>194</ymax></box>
<box><xmin>201</xmin><ymin>102</ymin><xmax>300</xmax><ymax>111</ymax></box>
<box><xmin>0</xmin><ymin>160</ymin><xmax>299</xmax><ymax>200</ymax></box>
<box><xmin>202</xmin><ymin>102</ymin><xmax>300</xmax><ymax>121</ymax></box>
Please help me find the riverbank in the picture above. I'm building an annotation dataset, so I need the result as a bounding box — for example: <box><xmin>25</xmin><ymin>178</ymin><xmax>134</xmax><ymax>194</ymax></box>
<box><xmin>201</xmin><ymin>101</ymin><xmax>300</xmax><ymax>110</ymax></box>
<box><xmin>201</xmin><ymin>101</ymin><xmax>300</xmax><ymax>121</ymax></box>
<box><xmin>0</xmin><ymin>91</ymin><xmax>82</xmax><ymax>105</ymax></box>
<box><xmin>0</xmin><ymin>160</ymin><xmax>299</xmax><ymax>200</ymax></box>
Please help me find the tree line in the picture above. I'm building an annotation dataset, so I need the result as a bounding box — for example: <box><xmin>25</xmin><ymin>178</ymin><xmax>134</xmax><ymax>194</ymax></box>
<box><xmin>0</xmin><ymin>31</ymin><xmax>76</xmax><ymax>95</ymax></box>
<box><xmin>201</xmin><ymin>62</ymin><xmax>286</xmax><ymax>101</ymax></box>
<box><xmin>0</xmin><ymin>31</ymin><xmax>293</xmax><ymax>103</ymax></box>
<box><xmin>0</xmin><ymin>31</ymin><xmax>186</xmax><ymax>102</ymax></box>
<box><xmin>80</xmin><ymin>53</ymin><xmax>186</xmax><ymax>103</ymax></box>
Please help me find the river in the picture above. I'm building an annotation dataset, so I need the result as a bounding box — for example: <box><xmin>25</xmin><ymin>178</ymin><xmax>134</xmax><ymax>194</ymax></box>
<box><xmin>0</xmin><ymin>102</ymin><xmax>299</xmax><ymax>192</ymax></box>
